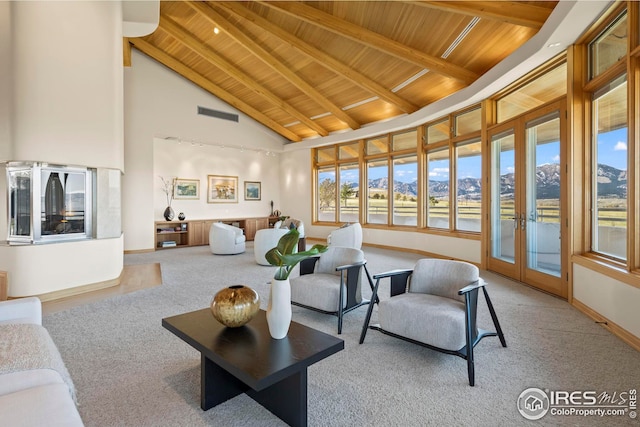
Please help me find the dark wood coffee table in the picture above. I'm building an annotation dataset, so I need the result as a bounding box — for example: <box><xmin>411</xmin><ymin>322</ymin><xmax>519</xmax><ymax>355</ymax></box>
<box><xmin>162</xmin><ymin>308</ymin><xmax>344</xmax><ymax>427</ymax></box>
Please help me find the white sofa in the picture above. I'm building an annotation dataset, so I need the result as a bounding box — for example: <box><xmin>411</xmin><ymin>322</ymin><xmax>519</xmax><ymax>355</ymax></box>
<box><xmin>209</xmin><ymin>222</ymin><xmax>246</xmax><ymax>255</ymax></box>
<box><xmin>0</xmin><ymin>297</ymin><xmax>84</xmax><ymax>427</ymax></box>
<box><xmin>327</xmin><ymin>222</ymin><xmax>363</xmax><ymax>249</ymax></box>
<box><xmin>254</xmin><ymin>227</ymin><xmax>289</xmax><ymax>265</ymax></box>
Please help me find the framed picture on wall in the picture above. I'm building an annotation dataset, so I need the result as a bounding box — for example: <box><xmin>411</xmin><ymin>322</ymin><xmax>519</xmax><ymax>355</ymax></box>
<box><xmin>207</xmin><ymin>175</ymin><xmax>238</xmax><ymax>203</ymax></box>
<box><xmin>174</xmin><ymin>178</ymin><xmax>200</xmax><ymax>200</ymax></box>
<box><xmin>244</xmin><ymin>181</ymin><xmax>261</xmax><ymax>201</ymax></box>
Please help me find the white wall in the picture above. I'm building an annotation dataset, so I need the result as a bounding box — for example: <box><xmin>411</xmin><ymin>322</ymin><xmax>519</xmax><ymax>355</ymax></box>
<box><xmin>153</xmin><ymin>139</ymin><xmax>280</xmax><ymax>221</ymax></box>
<box><xmin>123</xmin><ymin>49</ymin><xmax>285</xmax><ymax>251</ymax></box>
<box><xmin>9</xmin><ymin>1</ymin><xmax>124</xmax><ymax>169</ymax></box>
<box><xmin>573</xmin><ymin>264</ymin><xmax>640</xmax><ymax>340</ymax></box>
<box><xmin>0</xmin><ymin>1</ymin><xmax>125</xmax><ymax>297</ymax></box>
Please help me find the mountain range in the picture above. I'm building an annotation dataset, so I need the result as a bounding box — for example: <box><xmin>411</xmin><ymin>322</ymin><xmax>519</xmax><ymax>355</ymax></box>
<box><xmin>358</xmin><ymin>163</ymin><xmax>627</xmax><ymax>200</ymax></box>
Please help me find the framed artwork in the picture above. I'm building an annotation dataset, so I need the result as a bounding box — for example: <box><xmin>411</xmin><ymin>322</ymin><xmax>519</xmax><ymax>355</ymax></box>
<box><xmin>244</xmin><ymin>181</ymin><xmax>261</xmax><ymax>201</ymax></box>
<box><xmin>207</xmin><ymin>175</ymin><xmax>238</xmax><ymax>203</ymax></box>
<box><xmin>173</xmin><ymin>178</ymin><xmax>200</xmax><ymax>200</ymax></box>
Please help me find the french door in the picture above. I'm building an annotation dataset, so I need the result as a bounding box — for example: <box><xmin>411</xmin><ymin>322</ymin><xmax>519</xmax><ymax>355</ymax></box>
<box><xmin>486</xmin><ymin>101</ymin><xmax>567</xmax><ymax>298</ymax></box>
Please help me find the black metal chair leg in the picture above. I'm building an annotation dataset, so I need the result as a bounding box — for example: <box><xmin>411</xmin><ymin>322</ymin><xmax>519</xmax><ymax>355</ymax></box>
<box><xmin>359</xmin><ymin>277</ymin><xmax>381</xmax><ymax>344</ymax></box>
<box><xmin>482</xmin><ymin>287</ymin><xmax>507</xmax><ymax>347</ymax></box>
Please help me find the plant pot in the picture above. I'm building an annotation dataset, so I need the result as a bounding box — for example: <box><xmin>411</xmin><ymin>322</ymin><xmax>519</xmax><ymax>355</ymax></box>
<box><xmin>210</xmin><ymin>285</ymin><xmax>260</xmax><ymax>327</ymax></box>
<box><xmin>266</xmin><ymin>278</ymin><xmax>292</xmax><ymax>339</ymax></box>
<box><xmin>163</xmin><ymin>206</ymin><xmax>175</xmax><ymax>221</ymax></box>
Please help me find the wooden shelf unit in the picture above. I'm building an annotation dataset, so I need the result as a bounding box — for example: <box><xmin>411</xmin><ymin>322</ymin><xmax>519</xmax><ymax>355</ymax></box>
<box><xmin>155</xmin><ymin>221</ymin><xmax>189</xmax><ymax>249</ymax></box>
<box><xmin>155</xmin><ymin>217</ymin><xmax>269</xmax><ymax>250</ymax></box>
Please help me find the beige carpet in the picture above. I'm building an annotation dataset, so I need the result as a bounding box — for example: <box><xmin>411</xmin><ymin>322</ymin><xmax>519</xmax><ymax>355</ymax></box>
<box><xmin>43</xmin><ymin>244</ymin><xmax>640</xmax><ymax>426</ymax></box>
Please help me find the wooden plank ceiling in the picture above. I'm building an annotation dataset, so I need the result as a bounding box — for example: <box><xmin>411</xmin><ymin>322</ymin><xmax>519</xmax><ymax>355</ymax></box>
<box><xmin>127</xmin><ymin>1</ymin><xmax>557</xmax><ymax>143</ymax></box>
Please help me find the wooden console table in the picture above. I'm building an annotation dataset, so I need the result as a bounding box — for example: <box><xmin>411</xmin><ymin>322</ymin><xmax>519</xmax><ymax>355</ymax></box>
<box><xmin>155</xmin><ymin>217</ymin><xmax>269</xmax><ymax>250</ymax></box>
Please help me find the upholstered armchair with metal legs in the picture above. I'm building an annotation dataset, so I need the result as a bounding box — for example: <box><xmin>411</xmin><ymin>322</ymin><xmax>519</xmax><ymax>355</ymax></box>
<box><xmin>290</xmin><ymin>246</ymin><xmax>375</xmax><ymax>334</ymax></box>
<box><xmin>359</xmin><ymin>259</ymin><xmax>506</xmax><ymax>386</ymax></box>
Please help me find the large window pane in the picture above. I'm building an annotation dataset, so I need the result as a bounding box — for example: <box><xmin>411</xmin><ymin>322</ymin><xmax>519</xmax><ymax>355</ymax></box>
<box><xmin>455</xmin><ymin>140</ymin><xmax>481</xmax><ymax>232</ymax></box>
<box><xmin>317</xmin><ymin>167</ymin><xmax>336</xmax><ymax>222</ymax></box>
<box><xmin>367</xmin><ymin>159</ymin><xmax>388</xmax><ymax>224</ymax></box>
<box><xmin>592</xmin><ymin>75</ymin><xmax>627</xmax><ymax>260</ymax></box>
<box><xmin>427</xmin><ymin>149</ymin><xmax>450</xmax><ymax>228</ymax></box>
<box><xmin>392</xmin><ymin>156</ymin><xmax>418</xmax><ymax>226</ymax></box>
<box><xmin>339</xmin><ymin>163</ymin><xmax>359</xmax><ymax>223</ymax></box>
<box><xmin>589</xmin><ymin>12</ymin><xmax>627</xmax><ymax>80</ymax></box>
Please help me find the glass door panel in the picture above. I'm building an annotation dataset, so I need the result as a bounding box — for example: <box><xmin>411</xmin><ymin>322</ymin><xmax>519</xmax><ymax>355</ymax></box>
<box><xmin>490</xmin><ymin>130</ymin><xmax>516</xmax><ymax>264</ymax></box>
<box><xmin>525</xmin><ymin>113</ymin><xmax>561</xmax><ymax>277</ymax></box>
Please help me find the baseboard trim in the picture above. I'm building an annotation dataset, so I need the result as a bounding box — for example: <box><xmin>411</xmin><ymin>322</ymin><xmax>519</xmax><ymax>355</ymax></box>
<box><xmin>35</xmin><ymin>272</ymin><xmax>123</xmax><ymax>302</ymax></box>
<box><xmin>572</xmin><ymin>298</ymin><xmax>640</xmax><ymax>353</ymax></box>
<box><xmin>124</xmin><ymin>248</ymin><xmax>155</xmax><ymax>254</ymax></box>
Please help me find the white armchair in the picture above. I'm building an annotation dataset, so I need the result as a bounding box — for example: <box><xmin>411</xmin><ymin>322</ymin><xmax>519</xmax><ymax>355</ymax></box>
<box><xmin>209</xmin><ymin>223</ymin><xmax>246</xmax><ymax>255</ymax></box>
<box><xmin>254</xmin><ymin>228</ymin><xmax>289</xmax><ymax>265</ymax></box>
<box><xmin>327</xmin><ymin>223</ymin><xmax>362</xmax><ymax>249</ymax></box>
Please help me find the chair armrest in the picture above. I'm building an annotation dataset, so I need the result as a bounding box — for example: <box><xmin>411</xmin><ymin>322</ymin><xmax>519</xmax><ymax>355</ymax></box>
<box><xmin>458</xmin><ymin>278</ymin><xmax>486</xmax><ymax>295</ymax></box>
<box><xmin>335</xmin><ymin>260</ymin><xmax>366</xmax><ymax>271</ymax></box>
<box><xmin>0</xmin><ymin>297</ymin><xmax>43</xmax><ymax>325</ymax></box>
<box><xmin>372</xmin><ymin>269</ymin><xmax>413</xmax><ymax>280</ymax></box>
<box><xmin>299</xmin><ymin>256</ymin><xmax>320</xmax><ymax>275</ymax></box>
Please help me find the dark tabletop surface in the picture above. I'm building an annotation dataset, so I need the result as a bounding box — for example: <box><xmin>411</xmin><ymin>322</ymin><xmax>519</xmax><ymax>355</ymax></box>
<box><xmin>162</xmin><ymin>308</ymin><xmax>344</xmax><ymax>390</ymax></box>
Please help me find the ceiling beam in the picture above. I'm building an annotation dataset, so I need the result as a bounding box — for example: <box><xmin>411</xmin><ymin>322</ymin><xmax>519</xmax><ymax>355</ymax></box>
<box><xmin>216</xmin><ymin>2</ymin><xmax>419</xmax><ymax>114</ymax></box>
<box><xmin>158</xmin><ymin>15</ymin><xmax>329</xmax><ymax>137</ymax></box>
<box><xmin>186</xmin><ymin>1</ymin><xmax>361</xmax><ymax>131</ymax></box>
<box><xmin>411</xmin><ymin>1</ymin><xmax>552</xmax><ymax>29</ymax></box>
<box><xmin>129</xmin><ymin>38</ymin><xmax>301</xmax><ymax>142</ymax></box>
<box><xmin>260</xmin><ymin>1</ymin><xmax>479</xmax><ymax>85</ymax></box>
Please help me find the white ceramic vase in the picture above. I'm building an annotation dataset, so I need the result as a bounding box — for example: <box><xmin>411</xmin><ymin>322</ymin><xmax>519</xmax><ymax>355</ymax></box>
<box><xmin>266</xmin><ymin>278</ymin><xmax>292</xmax><ymax>339</ymax></box>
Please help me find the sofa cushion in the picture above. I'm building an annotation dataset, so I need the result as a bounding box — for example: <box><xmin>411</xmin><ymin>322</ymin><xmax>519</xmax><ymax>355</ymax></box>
<box><xmin>0</xmin><ymin>324</ymin><xmax>76</xmax><ymax>401</ymax></box>
<box><xmin>0</xmin><ymin>383</ymin><xmax>83</xmax><ymax>427</ymax></box>
<box><xmin>0</xmin><ymin>368</ymin><xmax>65</xmax><ymax>396</ymax></box>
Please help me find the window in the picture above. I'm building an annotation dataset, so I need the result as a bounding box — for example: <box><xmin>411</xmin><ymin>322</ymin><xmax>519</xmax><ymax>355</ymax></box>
<box><xmin>427</xmin><ymin>149</ymin><xmax>450</xmax><ymax>229</ymax></box>
<box><xmin>591</xmin><ymin>75</ymin><xmax>627</xmax><ymax>260</ymax></box>
<box><xmin>339</xmin><ymin>163</ymin><xmax>359</xmax><ymax>223</ymax></box>
<box><xmin>317</xmin><ymin>167</ymin><xmax>336</xmax><ymax>222</ymax></box>
<box><xmin>6</xmin><ymin>162</ymin><xmax>94</xmax><ymax>243</ymax></box>
<box><xmin>454</xmin><ymin>107</ymin><xmax>481</xmax><ymax>136</ymax></box>
<box><xmin>367</xmin><ymin>159</ymin><xmax>388</xmax><ymax>224</ymax></box>
<box><xmin>589</xmin><ymin>11</ymin><xmax>627</xmax><ymax>80</ymax></box>
<box><xmin>455</xmin><ymin>139</ymin><xmax>482</xmax><ymax>232</ymax></box>
<box><xmin>497</xmin><ymin>63</ymin><xmax>567</xmax><ymax>123</ymax></box>
<box><xmin>392</xmin><ymin>155</ymin><xmax>418</xmax><ymax>226</ymax></box>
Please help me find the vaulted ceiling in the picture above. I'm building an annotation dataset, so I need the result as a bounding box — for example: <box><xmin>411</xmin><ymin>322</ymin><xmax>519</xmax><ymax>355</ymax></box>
<box><xmin>125</xmin><ymin>1</ymin><xmax>557</xmax><ymax>143</ymax></box>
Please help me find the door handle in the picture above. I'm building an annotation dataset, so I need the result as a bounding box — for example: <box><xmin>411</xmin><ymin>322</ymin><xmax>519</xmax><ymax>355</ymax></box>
<box><xmin>512</xmin><ymin>215</ymin><xmax>518</xmax><ymax>229</ymax></box>
<box><xmin>520</xmin><ymin>213</ymin><xmax>526</xmax><ymax>230</ymax></box>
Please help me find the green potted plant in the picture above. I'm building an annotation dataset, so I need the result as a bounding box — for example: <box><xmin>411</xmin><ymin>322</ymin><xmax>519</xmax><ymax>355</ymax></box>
<box><xmin>265</xmin><ymin>228</ymin><xmax>327</xmax><ymax>280</ymax></box>
<box><xmin>264</xmin><ymin>228</ymin><xmax>327</xmax><ymax>338</ymax></box>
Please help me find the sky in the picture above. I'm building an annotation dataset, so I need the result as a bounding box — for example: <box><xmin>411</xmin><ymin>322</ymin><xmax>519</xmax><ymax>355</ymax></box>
<box><xmin>318</xmin><ymin>127</ymin><xmax>627</xmax><ymax>185</ymax></box>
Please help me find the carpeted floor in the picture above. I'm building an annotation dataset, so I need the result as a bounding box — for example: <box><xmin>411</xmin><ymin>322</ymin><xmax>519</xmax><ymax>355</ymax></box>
<box><xmin>43</xmin><ymin>244</ymin><xmax>640</xmax><ymax>426</ymax></box>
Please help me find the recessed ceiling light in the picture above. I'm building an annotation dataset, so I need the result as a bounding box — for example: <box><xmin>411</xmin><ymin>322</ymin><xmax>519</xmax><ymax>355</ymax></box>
<box><xmin>548</xmin><ymin>42</ymin><xmax>561</xmax><ymax>48</ymax></box>
<box><xmin>213</xmin><ymin>27</ymin><xmax>220</xmax><ymax>35</ymax></box>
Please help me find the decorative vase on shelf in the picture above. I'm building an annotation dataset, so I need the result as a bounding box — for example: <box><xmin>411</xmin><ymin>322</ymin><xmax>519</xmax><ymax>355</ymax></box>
<box><xmin>163</xmin><ymin>206</ymin><xmax>175</xmax><ymax>221</ymax></box>
<box><xmin>210</xmin><ymin>285</ymin><xmax>260</xmax><ymax>328</ymax></box>
<box><xmin>266</xmin><ymin>278</ymin><xmax>292</xmax><ymax>339</ymax></box>
<box><xmin>178</xmin><ymin>212</ymin><xmax>185</xmax><ymax>221</ymax></box>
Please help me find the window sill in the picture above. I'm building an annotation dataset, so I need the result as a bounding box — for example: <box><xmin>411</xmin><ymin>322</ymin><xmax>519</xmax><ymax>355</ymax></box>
<box><xmin>571</xmin><ymin>253</ymin><xmax>640</xmax><ymax>290</ymax></box>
